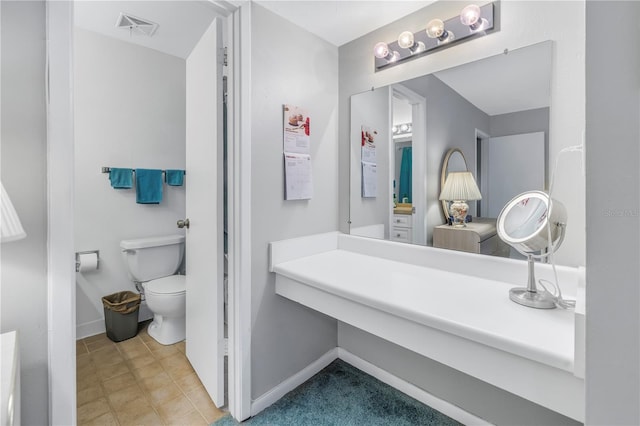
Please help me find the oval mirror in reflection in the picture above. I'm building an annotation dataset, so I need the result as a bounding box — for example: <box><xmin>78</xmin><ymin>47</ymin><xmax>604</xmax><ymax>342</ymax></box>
<box><xmin>497</xmin><ymin>191</ymin><xmax>567</xmax><ymax>254</ymax></box>
<box><xmin>440</xmin><ymin>148</ymin><xmax>468</xmax><ymax>220</ymax></box>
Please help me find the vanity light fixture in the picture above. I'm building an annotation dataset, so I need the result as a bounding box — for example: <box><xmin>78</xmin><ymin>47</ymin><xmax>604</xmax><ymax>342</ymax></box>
<box><xmin>393</xmin><ymin>122</ymin><xmax>412</xmax><ymax>138</ymax></box>
<box><xmin>373</xmin><ymin>42</ymin><xmax>400</xmax><ymax>63</ymax></box>
<box><xmin>460</xmin><ymin>4</ymin><xmax>489</xmax><ymax>33</ymax></box>
<box><xmin>374</xmin><ymin>2</ymin><xmax>496</xmax><ymax>71</ymax></box>
<box><xmin>397</xmin><ymin>31</ymin><xmax>425</xmax><ymax>54</ymax></box>
<box><xmin>426</xmin><ymin>19</ymin><xmax>454</xmax><ymax>45</ymax></box>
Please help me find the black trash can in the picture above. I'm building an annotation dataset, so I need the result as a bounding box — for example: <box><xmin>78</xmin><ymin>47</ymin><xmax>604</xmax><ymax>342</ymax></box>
<box><xmin>102</xmin><ymin>291</ymin><xmax>141</xmax><ymax>342</ymax></box>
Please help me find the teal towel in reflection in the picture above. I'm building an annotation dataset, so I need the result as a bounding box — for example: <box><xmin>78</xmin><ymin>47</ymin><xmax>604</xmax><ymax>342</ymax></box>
<box><xmin>165</xmin><ymin>169</ymin><xmax>185</xmax><ymax>186</ymax></box>
<box><xmin>135</xmin><ymin>169</ymin><xmax>163</xmax><ymax>204</ymax></box>
<box><xmin>399</xmin><ymin>147</ymin><xmax>412</xmax><ymax>203</ymax></box>
<box><xmin>109</xmin><ymin>168</ymin><xmax>133</xmax><ymax>189</ymax></box>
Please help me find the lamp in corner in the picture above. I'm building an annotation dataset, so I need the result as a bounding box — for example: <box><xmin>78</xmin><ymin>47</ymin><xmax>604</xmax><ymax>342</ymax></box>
<box><xmin>439</xmin><ymin>171</ymin><xmax>481</xmax><ymax>227</ymax></box>
<box><xmin>1</xmin><ymin>182</ymin><xmax>27</xmax><ymax>243</ymax></box>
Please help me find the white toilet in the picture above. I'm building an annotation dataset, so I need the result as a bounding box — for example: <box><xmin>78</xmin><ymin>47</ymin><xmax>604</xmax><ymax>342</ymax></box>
<box><xmin>120</xmin><ymin>234</ymin><xmax>186</xmax><ymax>345</ymax></box>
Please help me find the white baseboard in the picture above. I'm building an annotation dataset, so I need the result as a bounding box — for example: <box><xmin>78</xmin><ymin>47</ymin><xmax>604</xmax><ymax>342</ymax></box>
<box><xmin>250</xmin><ymin>348</ymin><xmax>339</xmax><ymax>417</ymax></box>
<box><xmin>76</xmin><ymin>319</ymin><xmax>105</xmax><ymax>340</ymax></box>
<box><xmin>249</xmin><ymin>346</ymin><xmax>489</xmax><ymax>425</ymax></box>
<box><xmin>338</xmin><ymin>348</ymin><xmax>492</xmax><ymax>426</ymax></box>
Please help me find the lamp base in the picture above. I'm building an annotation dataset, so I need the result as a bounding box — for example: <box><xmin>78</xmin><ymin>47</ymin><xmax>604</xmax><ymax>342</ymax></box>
<box><xmin>509</xmin><ymin>287</ymin><xmax>557</xmax><ymax>309</ymax></box>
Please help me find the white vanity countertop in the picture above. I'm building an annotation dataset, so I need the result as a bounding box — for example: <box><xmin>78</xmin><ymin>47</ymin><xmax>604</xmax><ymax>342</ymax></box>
<box><xmin>273</xmin><ymin>248</ymin><xmax>576</xmax><ymax>373</ymax></box>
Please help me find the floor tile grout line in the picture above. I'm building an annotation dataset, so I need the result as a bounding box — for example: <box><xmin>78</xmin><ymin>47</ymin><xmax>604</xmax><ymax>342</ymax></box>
<box><xmin>77</xmin><ymin>328</ymin><xmax>219</xmax><ymax>426</ymax></box>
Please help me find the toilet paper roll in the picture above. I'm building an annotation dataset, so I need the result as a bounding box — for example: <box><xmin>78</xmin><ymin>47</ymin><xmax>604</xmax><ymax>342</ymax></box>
<box><xmin>78</xmin><ymin>252</ymin><xmax>99</xmax><ymax>272</ymax></box>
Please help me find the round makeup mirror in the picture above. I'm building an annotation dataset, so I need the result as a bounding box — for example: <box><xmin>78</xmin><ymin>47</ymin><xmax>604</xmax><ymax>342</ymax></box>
<box><xmin>440</xmin><ymin>148</ymin><xmax>468</xmax><ymax>221</ymax></box>
<box><xmin>496</xmin><ymin>191</ymin><xmax>567</xmax><ymax>309</ymax></box>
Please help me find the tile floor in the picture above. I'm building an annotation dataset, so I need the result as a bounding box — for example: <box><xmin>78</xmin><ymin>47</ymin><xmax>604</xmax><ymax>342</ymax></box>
<box><xmin>76</xmin><ymin>322</ymin><xmax>226</xmax><ymax>425</ymax></box>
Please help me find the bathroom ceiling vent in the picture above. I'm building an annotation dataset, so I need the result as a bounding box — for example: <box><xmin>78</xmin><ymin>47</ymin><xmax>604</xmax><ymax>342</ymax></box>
<box><xmin>116</xmin><ymin>13</ymin><xmax>159</xmax><ymax>37</ymax></box>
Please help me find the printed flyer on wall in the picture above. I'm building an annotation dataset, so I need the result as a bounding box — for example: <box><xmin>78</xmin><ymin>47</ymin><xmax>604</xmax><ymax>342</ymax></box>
<box><xmin>283</xmin><ymin>104</ymin><xmax>312</xmax><ymax>200</ymax></box>
<box><xmin>283</xmin><ymin>104</ymin><xmax>311</xmax><ymax>154</ymax></box>
<box><xmin>361</xmin><ymin>125</ymin><xmax>377</xmax><ymax>163</ymax></box>
<box><xmin>284</xmin><ymin>153</ymin><xmax>313</xmax><ymax>200</ymax></box>
<box><xmin>361</xmin><ymin>125</ymin><xmax>378</xmax><ymax>197</ymax></box>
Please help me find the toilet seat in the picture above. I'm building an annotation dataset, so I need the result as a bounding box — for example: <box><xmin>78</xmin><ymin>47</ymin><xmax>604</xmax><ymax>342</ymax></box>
<box><xmin>145</xmin><ymin>275</ymin><xmax>185</xmax><ymax>295</ymax></box>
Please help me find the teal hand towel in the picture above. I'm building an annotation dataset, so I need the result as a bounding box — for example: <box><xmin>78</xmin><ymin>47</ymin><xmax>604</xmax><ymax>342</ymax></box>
<box><xmin>135</xmin><ymin>169</ymin><xmax>163</xmax><ymax>204</ymax></box>
<box><xmin>399</xmin><ymin>147</ymin><xmax>412</xmax><ymax>203</ymax></box>
<box><xmin>109</xmin><ymin>168</ymin><xmax>133</xmax><ymax>189</ymax></box>
<box><xmin>165</xmin><ymin>169</ymin><xmax>185</xmax><ymax>186</ymax></box>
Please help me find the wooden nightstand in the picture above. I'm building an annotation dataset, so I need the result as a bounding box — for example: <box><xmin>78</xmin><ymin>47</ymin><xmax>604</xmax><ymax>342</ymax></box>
<box><xmin>433</xmin><ymin>218</ymin><xmax>510</xmax><ymax>257</ymax></box>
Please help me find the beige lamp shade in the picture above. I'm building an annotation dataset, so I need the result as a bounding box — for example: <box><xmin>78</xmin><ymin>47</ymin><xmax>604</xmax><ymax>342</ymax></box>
<box><xmin>1</xmin><ymin>182</ymin><xmax>27</xmax><ymax>243</ymax></box>
<box><xmin>439</xmin><ymin>171</ymin><xmax>482</xmax><ymax>201</ymax></box>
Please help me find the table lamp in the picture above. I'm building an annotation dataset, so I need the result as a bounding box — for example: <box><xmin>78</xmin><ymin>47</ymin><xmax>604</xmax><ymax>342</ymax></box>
<box><xmin>439</xmin><ymin>171</ymin><xmax>482</xmax><ymax>227</ymax></box>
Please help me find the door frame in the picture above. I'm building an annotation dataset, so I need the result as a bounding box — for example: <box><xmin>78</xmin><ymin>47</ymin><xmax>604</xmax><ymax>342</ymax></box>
<box><xmin>45</xmin><ymin>1</ymin><xmax>251</xmax><ymax>423</ymax></box>
<box><xmin>390</xmin><ymin>84</ymin><xmax>427</xmax><ymax>245</ymax></box>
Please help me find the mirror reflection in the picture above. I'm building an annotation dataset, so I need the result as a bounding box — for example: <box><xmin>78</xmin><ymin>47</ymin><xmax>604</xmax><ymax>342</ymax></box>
<box><xmin>349</xmin><ymin>41</ymin><xmax>552</xmax><ymax>258</ymax></box>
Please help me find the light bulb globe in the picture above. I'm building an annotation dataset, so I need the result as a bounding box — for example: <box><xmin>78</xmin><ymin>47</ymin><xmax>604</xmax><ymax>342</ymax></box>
<box><xmin>460</xmin><ymin>4</ymin><xmax>481</xmax><ymax>26</ymax></box>
<box><xmin>426</xmin><ymin>19</ymin><xmax>445</xmax><ymax>39</ymax></box>
<box><xmin>373</xmin><ymin>42</ymin><xmax>390</xmax><ymax>59</ymax></box>
<box><xmin>397</xmin><ymin>31</ymin><xmax>415</xmax><ymax>49</ymax></box>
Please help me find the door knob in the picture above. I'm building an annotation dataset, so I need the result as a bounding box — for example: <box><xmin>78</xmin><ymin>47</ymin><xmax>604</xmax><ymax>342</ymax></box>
<box><xmin>177</xmin><ymin>218</ymin><xmax>190</xmax><ymax>229</ymax></box>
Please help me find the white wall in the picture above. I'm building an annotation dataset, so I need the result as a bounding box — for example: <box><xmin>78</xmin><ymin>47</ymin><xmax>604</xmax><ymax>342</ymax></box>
<box><xmin>249</xmin><ymin>4</ymin><xmax>339</xmax><ymax>400</ymax></box>
<box><xmin>585</xmin><ymin>1</ymin><xmax>640</xmax><ymax>424</ymax></box>
<box><xmin>337</xmin><ymin>1</ymin><xmax>585</xmax><ymax>423</ymax></box>
<box><xmin>0</xmin><ymin>2</ymin><xmax>49</xmax><ymax>424</ymax></box>
<box><xmin>338</xmin><ymin>0</ymin><xmax>585</xmax><ymax>268</ymax></box>
<box><xmin>74</xmin><ymin>29</ymin><xmax>186</xmax><ymax>337</ymax></box>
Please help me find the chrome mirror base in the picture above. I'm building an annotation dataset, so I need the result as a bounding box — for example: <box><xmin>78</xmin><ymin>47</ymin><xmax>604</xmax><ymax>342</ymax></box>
<box><xmin>509</xmin><ymin>287</ymin><xmax>556</xmax><ymax>309</ymax></box>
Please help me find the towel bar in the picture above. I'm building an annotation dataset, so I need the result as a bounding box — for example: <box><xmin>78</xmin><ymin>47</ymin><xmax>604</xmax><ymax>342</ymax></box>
<box><xmin>101</xmin><ymin>167</ymin><xmax>186</xmax><ymax>175</ymax></box>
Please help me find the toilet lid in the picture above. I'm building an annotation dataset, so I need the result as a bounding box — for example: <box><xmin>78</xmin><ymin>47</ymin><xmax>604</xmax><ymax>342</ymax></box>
<box><xmin>146</xmin><ymin>275</ymin><xmax>186</xmax><ymax>295</ymax></box>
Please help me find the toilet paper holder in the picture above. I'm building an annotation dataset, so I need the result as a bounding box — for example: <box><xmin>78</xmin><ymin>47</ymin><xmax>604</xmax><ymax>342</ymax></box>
<box><xmin>75</xmin><ymin>250</ymin><xmax>100</xmax><ymax>272</ymax></box>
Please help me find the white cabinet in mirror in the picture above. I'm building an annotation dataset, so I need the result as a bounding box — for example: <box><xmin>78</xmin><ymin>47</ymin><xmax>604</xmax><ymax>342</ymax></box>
<box><xmin>349</xmin><ymin>40</ymin><xmax>553</xmax><ymax>260</ymax></box>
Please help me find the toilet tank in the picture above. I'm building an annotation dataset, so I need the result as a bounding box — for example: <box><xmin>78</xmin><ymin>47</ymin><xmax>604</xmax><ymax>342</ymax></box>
<box><xmin>120</xmin><ymin>235</ymin><xmax>185</xmax><ymax>282</ymax></box>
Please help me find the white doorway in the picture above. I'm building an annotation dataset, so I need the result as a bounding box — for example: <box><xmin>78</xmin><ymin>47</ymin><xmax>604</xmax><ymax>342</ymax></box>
<box><xmin>47</xmin><ymin>1</ymin><xmax>248</xmax><ymax>424</ymax></box>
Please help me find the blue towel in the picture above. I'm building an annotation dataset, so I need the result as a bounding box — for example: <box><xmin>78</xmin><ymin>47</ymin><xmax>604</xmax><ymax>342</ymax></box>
<box><xmin>165</xmin><ymin>169</ymin><xmax>185</xmax><ymax>186</ymax></box>
<box><xmin>399</xmin><ymin>147</ymin><xmax>412</xmax><ymax>203</ymax></box>
<box><xmin>109</xmin><ymin>168</ymin><xmax>133</xmax><ymax>189</ymax></box>
<box><xmin>135</xmin><ymin>169</ymin><xmax>163</xmax><ymax>204</ymax></box>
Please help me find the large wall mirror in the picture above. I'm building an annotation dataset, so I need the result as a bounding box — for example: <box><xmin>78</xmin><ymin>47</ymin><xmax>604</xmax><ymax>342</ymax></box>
<box><xmin>349</xmin><ymin>41</ymin><xmax>552</xmax><ymax>258</ymax></box>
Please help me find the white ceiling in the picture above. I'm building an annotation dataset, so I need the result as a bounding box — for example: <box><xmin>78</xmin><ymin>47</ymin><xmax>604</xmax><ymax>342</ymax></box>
<box><xmin>74</xmin><ymin>1</ymin><xmax>434</xmax><ymax>59</ymax></box>
<box><xmin>433</xmin><ymin>41</ymin><xmax>552</xmax><ymax>116</ymax></box>
<box><xmin>74</xmin><ymin>1</ymin><xmax>221</xmax><ymax>59</ymax></box>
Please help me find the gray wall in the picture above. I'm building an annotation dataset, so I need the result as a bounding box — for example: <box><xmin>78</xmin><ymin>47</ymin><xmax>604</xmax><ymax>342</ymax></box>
<box><xmin>74</xmin><ymin>28</ymin><xmax>187</xmax><ymax>338</ymax></box>
<box><xmin>490</xmin><ymin>107</ymin><xmax>550</xmax><ymax>138</ymax></box>
<box><xmin>250</xmin><ymin>4</ymin><xmax>339</xmax><ymax>400</ymax></box>
<box><xmin>0</xmin><ymin>1</ymin><xmax>49</xmax><ymax>424</ymax></box>
<box><xmin>585</xmin><ymin>1</ymin><xmax>640</xmax><ymax>424</ymax></box>
<box><xmin>339</xmin><ymin>323</ymin><xmax>580</xmax><ymax>425</ymax></box>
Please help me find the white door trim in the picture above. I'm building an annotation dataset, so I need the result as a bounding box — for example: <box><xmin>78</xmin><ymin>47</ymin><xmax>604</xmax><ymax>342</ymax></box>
<box><xmin>228</xmin><ymin>2</ymin><xmax>252</xmax><ymax>421</ymax></box>
<box><xmin>390</xmin><ymin>84</ymin><xmax>427</xmax><ymax>245</ymax></box>
<box><xmin>46</xmin><ymin>1</ymin><xmax>76</xmax><ymax>424</ymax></box>
<box><xmin>46</xmin><ymin>1</ymin><xmax>252</xmax><ymax>423</ymax></box>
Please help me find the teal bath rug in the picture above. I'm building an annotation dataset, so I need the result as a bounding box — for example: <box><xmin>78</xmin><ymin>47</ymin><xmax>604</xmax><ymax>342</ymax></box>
<box><xmin>213</xmin><ymin>359</ymin><xmax>461</xmax><ymax>425</ymax></box>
